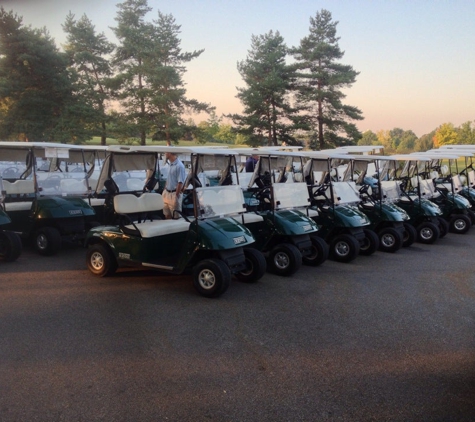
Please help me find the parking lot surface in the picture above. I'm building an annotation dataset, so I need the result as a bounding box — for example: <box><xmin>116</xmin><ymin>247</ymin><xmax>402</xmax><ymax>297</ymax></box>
<box><xmin>1</xmin><ymin>232</ymin><xmax>475</xmax><ymax>421</ymax></box>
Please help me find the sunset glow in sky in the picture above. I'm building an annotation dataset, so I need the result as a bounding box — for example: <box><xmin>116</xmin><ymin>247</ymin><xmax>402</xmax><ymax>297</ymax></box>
<box><xmin>4</xmin><ymin>0</ymin><xmax>475</xmax><ymax>137</ymax></box>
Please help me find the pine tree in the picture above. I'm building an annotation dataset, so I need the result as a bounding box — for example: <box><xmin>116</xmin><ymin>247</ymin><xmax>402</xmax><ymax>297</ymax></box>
<box><xmin>291</xmin><ymin>10</ymin><xmax>363</xmax><ymax>149</ymax></box>
<box><xmin>0</xmin><ymin>8</ymin><xmax>73</xmax><ymax>141</ymax></box>
<box><xmin>111</xmin><ymin>0</ymin><xmax>212</xmax><ymax>145</ymax></box>
<box><xmin>62</xmin><ymin>13</ymin><xmax>115</xmax><ymax>145</ymax></box>
<box><xmin>230</xmin><ymin>31</ymin><xmax>298</xmax><ymax>146</ymax></box>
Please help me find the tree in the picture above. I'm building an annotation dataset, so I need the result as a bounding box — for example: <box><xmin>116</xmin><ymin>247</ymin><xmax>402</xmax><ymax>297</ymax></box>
<box><xmin>148</xmin><ymin>11</ymin><xmax>213</xmax><ymax>145</ymax></box>
<box><xmin>111</xmin><ymin>0</ymin><xmax>212</xmax><ymax>145</ymax></box>
<box><xmin>358</xmin><ymin>130</ymin><xmax>378</xmax><ymax>146</ymax></box>
<box><xmin>456</xmin><ymin>121</ymin><xmax>475</xmax><ymax>145</ymax></box>
<box><xmin>62</xmin><ymin>13</ymin><xmax>115</xmax><ymax>145</ymax></box>
<box><xmin>291</xmin><ymin>9</ymin><xmax>363</xmax><ymax>149</ymax></box>
<box><xmin>414</xmin><ymin>131</ymin><xmax>435</xmax><ymax>152</ymax></box>
<box><xmin>111</xmin><ymin>0</ymin><xmax>154</xmax><ymax>145</ymax></box>
<box><xmin>229</xmin><ymin>30</ymin><xmax>298</xmax><ymax>146</ymax></box>
<box><xmin>0</xmin><ymin>8</ymin><xmax>73</xmax><ymax>141</ymax></box>
<box><xmin>433</xmin><ymin>123</ymin><xmax>458</xmax><ymax>147</ymax></box>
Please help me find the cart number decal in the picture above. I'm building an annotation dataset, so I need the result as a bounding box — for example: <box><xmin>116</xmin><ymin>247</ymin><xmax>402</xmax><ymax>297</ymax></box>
<box><xmin>69</xmin><ymin>210</ymin><xmax>82</xmax><ymax>215</ymax></box>
<box><xmin>303</xmin><ymin>225</ymin><xmax>312</xmax><ymax>231</ymax></box>
<box><xmin>233</xmin><ymin>235</ymin><xmax>246</xmax><ymax>245</ymax></box>
<box><xmin>119</xmin><ymin>252</ymin><xmax>130</xmax><ymax>259</ymax></box>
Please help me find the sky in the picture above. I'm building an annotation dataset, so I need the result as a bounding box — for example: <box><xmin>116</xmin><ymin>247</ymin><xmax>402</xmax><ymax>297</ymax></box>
<box><xmin>2</xmin><ymin>0</ymin><xmax>475</xmax><ymax>138</ymax></box>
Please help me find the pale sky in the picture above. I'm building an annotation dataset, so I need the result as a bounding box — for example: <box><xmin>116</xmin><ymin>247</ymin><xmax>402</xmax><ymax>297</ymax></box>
<box><xmin>3</xmin><ymin>0</ymin><xmax>475</xmax><ymax>137</ymax></box>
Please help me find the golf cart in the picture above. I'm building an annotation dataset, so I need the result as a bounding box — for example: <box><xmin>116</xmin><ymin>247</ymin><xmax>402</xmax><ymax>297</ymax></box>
<box><xmin>0</xmin><ymin>177</ymin><xmax>22</xmax><ymax>262</ymax></box>
<box><xmin>0</xmin><ymin>142</ymin><xmax>98</xmax><ymax>255</ymax></box>
<box><xmin>301</xmin><ymin>151</ymin><xmax>379</xmax><ymax>262</ymax></box>
<box><xmin>383</xmin><ymin>154</ymin><xmax>444</xmax><ymax>244</ymax></box>
<box><xmin>338</xmin><ymin>154</ymin><xmax>412</xmax><ymax>252</ymax></box>
<box><xmin>234</xmin><ymin>149</ymin><xmax>328</xmax><ymax>274</ymax></box>
<box><xmin>85</xmin><ymin>145</ymin><xmax>266</xmax><ymax>298</ymax></box>
<box><xmin>409</xmin><ymin>152</ymin><xmax>472</xmax><ymax>235</ymax></box>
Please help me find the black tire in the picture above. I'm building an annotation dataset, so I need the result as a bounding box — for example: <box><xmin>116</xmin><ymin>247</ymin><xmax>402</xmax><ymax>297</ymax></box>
<box><xmin>359</xmin><ymin>229</ymin><xmax>379</xmax><ymax>256</ymax></box>
<box><xmin>329</xmin><ymin>234</ymin><xmax>360</xmax><ymax>263</ymax></box>
<box><xmin>34</xmin><ymin>227</ymin><xmax>62</xmax><ymax>256</ymax></box>
<box><xmin>437</xmin><ymin>217</ymin><xmax>449</xmax><ymax>238</ymax></box>
<box><xmin>0</xmin><ymin>230</ymin><xmax>22</xmax><ymax>262</ymax></box>
<box><xmin>303</xmin><ymin>235</ymin><xmax>329</xmax><ymax>266</ymax></box>
<box><xmin>416</xmin><ymin>222</ymin><xmax>440</xmax><ymax>244</ymax></box>
<box><xmin>193</xmin><ymin>259</ymin><xmax>231</xmax><ymax>298</ymax></box>
<box><xmin>402</xmin><ymin>223</ymin><xmax>417</xmax><ymax>247</ymax></box>
<box><xmin>449</xmin><ymin>214</ymin><xmax>471</xmax><ymax>234</ymax></box>
<box><xmin>377</xmin><ymin>227</ymin><xmax>403</xmax><ymax>253</ymax></box>
<box><xmin>236</xmin><ymin>248</ymin><xmax>267</xmax><ymax>283</ymax></box>
<box><xmin>86</xmin><ymin>243</ymin><xmax>118</xmax><ymax>277</ymax></box>
<box><xmin>267</xmin><ymin>243</ymin><xmax>302</xmax><ymax>276</ymax></box>
<box><xmin>468</xmin><ymin>209</ymin><xmax>475</xmax><ymax>225</ymax></box>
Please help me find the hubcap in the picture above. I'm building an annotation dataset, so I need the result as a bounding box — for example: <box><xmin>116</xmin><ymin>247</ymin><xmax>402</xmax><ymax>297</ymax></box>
<box><xmin>198</xmin><ymin>269</ymin><xmax>216</xmax><ymax>290</ymax></box>
<box><xmin>335</xmin><ymin>241</ymin><xmax>350</xmax><ymax>257</ymax></box>
<box><xmin>420</xmin><ymin>227</ymin><xmax>433</xmax><ymax>240</ymax></box>
<box><xmin>381</xmin><ymin>233</ymin><xmax>395</xmax><ymax>247</ymax></box>
<box><xmin>90</xmin><ymin>251</ymin><xmax>104</xmax><ymax>271</ymax></box>
<box><xmin>454</xmin><ymin>219</ymin><xmax>467</xmax><ymax>231</ymax></box>
<box><xmin>274</xmin><ymin>252</ymin><xmax>290</xmax><ymax>269</ymax></box>
<box><xmin>36</xmin><ymin>234</ymin><xmax>48</xmax><ymax>250</ymax></box>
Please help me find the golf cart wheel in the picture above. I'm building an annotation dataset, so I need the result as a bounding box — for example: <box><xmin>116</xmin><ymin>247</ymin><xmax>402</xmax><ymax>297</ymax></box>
<box><xmin>416</xmin><ymin>222</ymin><xmax>440</xmax><ymax>244</ymax></box>
<box><xmin>329</xmin><ymin>234</ymin><xmax>360</xmax><ymax>263</ymax></box>
<box><xmin>87</xmin><ymin>243</ymin><xmax>118</xmax><ymax>277</ymax></box>
<box><xmin>402</xmin><ymin>223</ymin><xmax>417</xmax><ymax>247</ymax></box>
<box><xmin>302</xmin><ymin>235</ymin><xmax>329</xmax><ymax>266</ymax></box>
<box><xmin>468</xmin><ymin>209</ymin><xmax>475</xmax><ymax>225</ymax></box>
<box><xmin>267</xmin><ymin>243</ymin><xmax>302</xmax><ymax>276</ymax></box>
<box><xmin>0</xmin><ymin>230</ymin><xmax>22</xmax><ymax>262</ymax></box>
<box><xmin>437</xmin><ymin>217</ymin><xmax>449</xmax><ymax>238</ymax></box>
<box><xmin>193</xmin><ymin>259</ymin><xmax>231</xmax><ymax>298</ymax></box>
<box><xmin>377</xmin><ymin>227</ymin><xmax>403</xmax><ymax>253</ymax></box>
<box><xmin>236</xmin><ymin>248</ymin><xmax>267</xmax><ymax>283</ymax></box>
<box><xmin>34</xmin><ymin>227</ymin><xmax>61</xmax><ymax>256</ymax></box>
<box><xmin>449</xmin><ymin>214</ymin><xmax>471</xmax><ymax>234</ymax></box>
<box><xmin>359</xmin><ymin>229</ymin><xmax>379</xmax><ymax>256</ymax></box>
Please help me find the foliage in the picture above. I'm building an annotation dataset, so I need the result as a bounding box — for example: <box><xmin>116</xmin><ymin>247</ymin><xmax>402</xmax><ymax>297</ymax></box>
<box><xmin>290</xmin><ymin>9</ymin><xmax>363</xmax><ymax>150</ymax></box>
<box><xmin>0</xmin><ymin>8</ymin><xmax>73</xmax><ymax>141</ymax></box>
<box><xmin>62</xmin><ymin>12</ymin><xmax>115</xmax><ymax>145</ymax></box>
<box><xmin>358</xmin><ymin>130</ymin><xmax>378</xmax><ymax>146</ymax></box>
<box><xmin>229</xmin><ymin>30</ymin><xmax>299</xmax><ymax>147</ymax></box>
<box><xmin>433</xmin><ymin>123</ymin><xmax>458</xmax><ymax>147</ymax></box>
<box><xmin>111</xmin><ymin>0</ymin><xmax>213</xmax><ymax>146</ymax></box>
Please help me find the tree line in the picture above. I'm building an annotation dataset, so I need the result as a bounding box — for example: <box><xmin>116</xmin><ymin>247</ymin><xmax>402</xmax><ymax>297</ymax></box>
<box><xmin>358</xmin><ymin>121</ymin><xmax>475</xmax><ymax>154</ymax></box>
<box><xmin>0</xmin><ymin>1</ymin><xmax>471</xmax><ymax>150</ymax></box>
<box><xmin>0</xmin><ymin>1</ymin><xmax>365</xmax><ymax>148</ymax></box>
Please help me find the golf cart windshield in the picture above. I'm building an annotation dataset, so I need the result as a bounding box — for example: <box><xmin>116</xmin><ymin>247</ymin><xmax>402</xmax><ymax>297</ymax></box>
<box><xmin>195</xmin><ymin>185</ymin><xmax>247</xmax><ymax>218</ymax></box>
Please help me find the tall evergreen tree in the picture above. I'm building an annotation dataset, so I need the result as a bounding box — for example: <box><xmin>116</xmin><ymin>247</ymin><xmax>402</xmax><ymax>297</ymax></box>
<box><xmin>291</xmin><ymin>9</ymin><xmax>363</xmax><ymax>149</ymax></box>
<box><xmin>230</xmin><ymin>31</ymin><xmax>298</xmax><ymax>146</ymax></box>
<box><xmin>111</xmin><ymin>0</ymin><xmax>154</xmax><ymax>145</ymax></box>
<box><xmin>0</xmin><ymin>8</ymin><xmax>73</xmax><ymax>141</ymax></box>
<box><xmin>62</xmin><ymin>13</ymin><xmax>115</xmax><ymax>145</ymax></box>
<box><xmin>111</xmin><ymin>0</ymin><xmax>211</xmax><ymax>145</ymax></box>
<box><xmin>148</xmin><ymin>11</ymin><xmax>212</xmax><ymax>145</ymax></box>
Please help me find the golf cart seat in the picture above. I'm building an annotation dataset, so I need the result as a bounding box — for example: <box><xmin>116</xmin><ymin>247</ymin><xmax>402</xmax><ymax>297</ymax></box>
<box><xmin>114</xmin><ymin>193</ymin><xmax>190</xmax><ymax>238</ymax></box>
<box><xmin>3</xmin><ymin>179</ymin><xmax>35</xmax><ymax>195</ymax></box>
<box><xmin>2</xmin><ymin>180</ymin><xmax>35</xmax><ymax>211</ymax></box>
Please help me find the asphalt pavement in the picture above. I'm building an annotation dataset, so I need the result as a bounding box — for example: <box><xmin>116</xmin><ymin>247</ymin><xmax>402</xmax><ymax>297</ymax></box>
<box><xmin>1</xmin><ymin>231</ymin><xmax>475</xmax><ymax>422</ymax></box>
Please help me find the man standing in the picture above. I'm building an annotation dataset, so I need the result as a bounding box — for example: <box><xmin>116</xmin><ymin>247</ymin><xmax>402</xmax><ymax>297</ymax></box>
<box><xmin>245</xmin><ymin>153</ymin><xmax>259</xmax><ymax>172</ymax></box>
<box><xmin>163</xmin><ymin>151</ymin><xmax>186</xmax><ymax>219</ymax></box>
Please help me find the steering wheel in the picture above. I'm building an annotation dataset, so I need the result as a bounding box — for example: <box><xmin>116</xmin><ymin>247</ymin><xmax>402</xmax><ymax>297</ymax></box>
<box><xmin>2</xmin><ymin>166</ymin><xmax>20</xmax><ymax>178</ymax></box>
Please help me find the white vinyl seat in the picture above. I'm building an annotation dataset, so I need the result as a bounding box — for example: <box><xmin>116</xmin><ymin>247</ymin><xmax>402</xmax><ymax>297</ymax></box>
<box><xmin>114</xmin><ymin>193</ymin><xmax>190</xmax><ymax>237</ymax></box>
